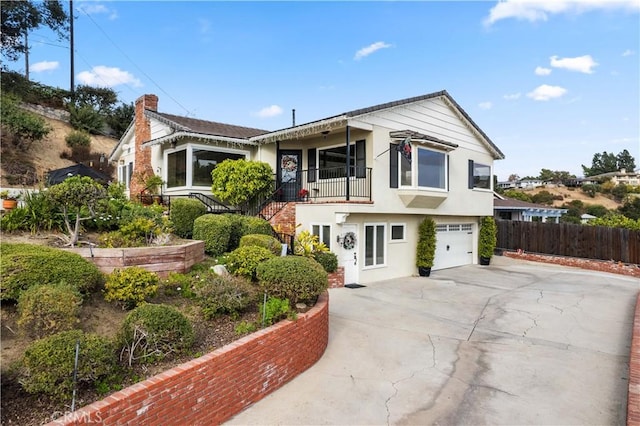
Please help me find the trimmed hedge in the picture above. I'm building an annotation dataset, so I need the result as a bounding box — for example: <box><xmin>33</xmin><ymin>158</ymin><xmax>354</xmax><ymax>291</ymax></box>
<box><xmin>313</xmin><ymin>251</ymin><xmax>338</xmax><ymax>273</ymax></box>
<box><xmin>0</xmin><ymin>243</ymin><xmax>104</xmax><ymax>302</ymax></box>
<box><xmin>104</xmin><ymin>267</ymin><xmax>159</xmax><ymax>310</ymax></box>
<box><xmin>170</xmin><ymin>198</ymin><xmax>207</xmax><ymax>239</ymax></box>
<box><xmin>20</xmin><ymin>330</ymin><xmax>115</xmax><ymax>400</ymax></box>
<box><xmin>223</xmin><ymin>214</ymin><xmax>273</xmax><ymax>252</ymax></box>
<box><xmin>239</xmin><ymin>233</ymin><xmax>283</xmax><ymax>256</ymax></box>
<box><xmin>192</xmin><ymin>214</ymin><xmax>232</xmax><ymax>256</ymax></box>
<box><xmin>256</xmin><ymin>256</ymin><xmax>328</xmax><ymax>305</ymax></box>
<box><xmin>193</xmin><ymin>274</ymin><xmax>258</xmax><ymax>319</ymax></box>
<box><xmin>17</xmin><ymin>283</ymin><xmax>82</xmax><ymax>338</ymax></box>
<box><xmin>118</xmin><ymin>304</ymin><xmax>194</xmax><ymax>366</ymax></box>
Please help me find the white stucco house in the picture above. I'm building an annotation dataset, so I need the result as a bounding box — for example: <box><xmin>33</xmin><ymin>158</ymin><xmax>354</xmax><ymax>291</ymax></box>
<box><xmin>109</xmin><ymin>91</ymin><xmax>505</xmax><ymax>284</ymax></box>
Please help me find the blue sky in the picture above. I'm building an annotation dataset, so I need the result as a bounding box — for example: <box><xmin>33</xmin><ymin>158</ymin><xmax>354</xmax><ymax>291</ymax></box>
<box><xmin>8</xmin><ymin>0</ymin><xmax>640</xmax><ymax>180</ymax></box>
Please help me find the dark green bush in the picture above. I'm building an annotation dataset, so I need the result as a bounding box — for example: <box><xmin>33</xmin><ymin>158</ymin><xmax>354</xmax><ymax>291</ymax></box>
<box><xmin>256</xmin><ymin>256</ymin><xmax>328</xmax><ymax>305</ymax></box>
<box><xmin>0</xmin><ymin>243</ymin><xmax>103</xmax><ymax>302</ymax></box>
<box><xmin>69</xmin><ymin>104</ymin><xmax>104</xmax><ymax>135</ymax></box>
<box><xmin>244</xmin><ymin>216</ymin><xmax>273</xmax><ymax>236</ymax></box>
<box><xmin>19</xmin><ymin>330</ymin><xmax>115</xmax><ymax>400</ymax></box>
<box><xmin>169</xmin><ymin>198</ymin><xmax>207</xmax><ymax>238</ymax></box>
<box><xmin>104</xmin><ymin>267</ymin><xmax>159</xmax><ymax>309</ymax></box>
<box><xmin>226</xmin><ymin>245</ymin><xmax>275</xmax><ymax>280</ymax></box>
<box><xmin>65</xmin><ymin>129</ymin><xmax>91</xmax><ymax>148</ymax></box>
<box><xmin>313</xmin><ymin>251</ymin><xmax>338</xmax><ymax>273</ymax></box>
<box><xmin>192</xmin><ymin>214</ymin><xmax>232</xmax><ymax>256</ymax></box>
<box><xmin>239</xmin><ymin>233</ymin><xmax>282</xmax><ymax>255</ymax></box>
<box><xmin>118</xmin><ymin>304</ymin><xmax>194</xmax><ymax>366</ymax></box>
<box><xmin>222</xmin><ymin>214</ymin><xmax>273</xmax><ymax>252</ymax></box>
<box><xmin>18</xmin><ymin>283</ymin><xmax>82</xmax><ymax>338</ymax></box>
<box><xmin>193</xmin><ymin>274</ymin><xmax>258</xmax><ymax>319</ymax></box>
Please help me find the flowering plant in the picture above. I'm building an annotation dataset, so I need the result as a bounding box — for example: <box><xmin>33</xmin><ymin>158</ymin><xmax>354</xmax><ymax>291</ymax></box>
<box><xmin>298</xmin><ymin>188</ymin><xmax>309</xmax><ymax>198</ymax></box>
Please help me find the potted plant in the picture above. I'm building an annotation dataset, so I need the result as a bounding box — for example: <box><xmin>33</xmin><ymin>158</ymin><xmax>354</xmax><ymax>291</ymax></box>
<box><xmin>416</xmin><ymin>217</ymin><xmax>437</xmax><ymax>277</ymax></box>
<box><xmin>298</xmin><ymin>188</ymin><xmax>309</xmax><ymax>201</ymax></box>
<box><xmin>138</xmin><ymin>174</ymin><xmax>165</xmax><ymax>204</ymax></box>
<box><xmin>1</xmin><ymin>190</ymin><xmax>19</xmax><ymax>211</ymax></box>
<box><xmin>478</xmin><ymin>216</ymin><xmax>497</xmax><ymax>265</ymax></box>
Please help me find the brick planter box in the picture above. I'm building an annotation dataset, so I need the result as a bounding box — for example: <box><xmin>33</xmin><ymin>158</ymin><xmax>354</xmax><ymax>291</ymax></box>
<box><xmin>64</xmin><ymin>240</ymin><xmax>205</xmax><ymax>278</ymax></box>
<box><xmin>46</xmin><ymin>292</ymin><xmax>329</xmax><ymax>425</ymax></box>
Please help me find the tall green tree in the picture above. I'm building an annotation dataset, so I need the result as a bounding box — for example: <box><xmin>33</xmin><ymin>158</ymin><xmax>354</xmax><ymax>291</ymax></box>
<box><xmin>582</xmin><ymin>150</ymin><xmax>637</xmax><ymax>177</ymax></box>
<box><xmin>1</xmin><ymin>0</ymin><xmax>69</xmax><ymax>62</ymax></box>
<box><xmin>616</xmin><ymin>149</ymin><xmax>636</xmax><ymax>172</ymax></box>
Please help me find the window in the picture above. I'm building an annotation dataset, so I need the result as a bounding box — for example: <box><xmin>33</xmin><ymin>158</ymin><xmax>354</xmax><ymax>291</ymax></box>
<box><xmin>311</xmin><ymin>224</ymin><xmax>331</xmax><ymax>249</ymax></box>
<box><xmin>118</xmin><ymin>162</ymin><xmax>133</xmax><ymax>189</ymax></box>
<box><xmin>364</xmin><ymin>223</ymin><xmax>386</xmax><ymax>267</ymax></box>
<box><xmin>396</xmin><ymin>145</ymin><xmax>447</xmax><ymax>190</ymax></box>
<box><xmin>166</xmin><ymin>145</ymin><xmax>246</xmax><ymax>188</ymax></box>
<box><xmin>469</xmin><ymin>160</ymin><xmax>491</xmax><ymax>190</ymax></box>
<box><xmin>193</xmin><ymin>149</ymin><xmax>243</xmax><ymax>186</ymax></box>
<box><xmin>317</xmin><ymin>140</ymin><xmax>366</xmax><ymax>179</ymax></box>
<box><xmin>390</xmin><ymin>224</ymin><xmax>405</xmax><ymax>242</ymax></box>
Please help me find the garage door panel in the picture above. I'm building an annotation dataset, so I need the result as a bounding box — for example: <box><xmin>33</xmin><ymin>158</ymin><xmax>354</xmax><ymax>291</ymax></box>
<box><xmin>433</xmin><ymin>224</ymin><xmax>473</xmax><ymax>270</ymax></box>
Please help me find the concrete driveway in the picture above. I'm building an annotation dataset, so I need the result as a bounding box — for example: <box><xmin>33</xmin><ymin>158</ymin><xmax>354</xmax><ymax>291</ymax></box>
<box><xmin>226</xmin><ymin>256</ymin><xmax>639</xmax><ymax>425</ymax></box>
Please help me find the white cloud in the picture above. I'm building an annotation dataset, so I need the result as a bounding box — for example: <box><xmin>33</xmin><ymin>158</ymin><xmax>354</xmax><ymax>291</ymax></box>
<box><xmin>535</xmin><ymin>66</ymin><xmax>552</xmax><ymax>76</ymax></box>
<box><xmin>622</xmin><ymin>49</ymin><xmax>635</xmax><ymax>56</ymax></box>
<box><xmin>550</xmin><ymin>55</ymin><xmax>598</xmax><ymax>73</ymax></box>
<box><xmin>503</xmin><ymin>93</ymin><xmax>521</xmax><ymax>100</ymax></box>
<box><xmin>77</xmin><ymin>3</ymin><xmax>118</xmax><ymax>20</ymax></box>
<box><xmin>484</xmin><ymin>0</ymin><xmax>639</xmax><ymax>26</ymax></box>
<box><xmin>527</xmin><ymin>84</ymin><xmax>568</xmax><ymax>101</ymax></box>
<box><xmin>354</xmin><ymin>42</ymin><xmax>392</xmax><ymax>60</ymax></box>
<box><xmin>76</xmin><ymin>66</ymin><xmax>142</xmax><ymax>87</ymax></box>
<box><xmin>256</xmin><ymin>105</ymin><xmax>283</xmax><ymax>118</ymax></box>
<box><xmin>479</xmin><ymin>101</ymin><xmax>493</xmax><ymax>110</ymax></box>
<box><xmin>30</xmin><ymin>61</ymin><xmax>59</xmax><ymax>73</ymax></box>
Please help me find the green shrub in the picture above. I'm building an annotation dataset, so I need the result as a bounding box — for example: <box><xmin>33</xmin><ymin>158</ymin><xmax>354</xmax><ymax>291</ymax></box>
<box><xmin>478</xmin><ymin>216</ymin><xmax>497</xmax><ymax>259</ymax></box>
<box><xmin>226</xmin><ymin>245</ymin><xmax>275</xmax><ymax>280</ymax></box>
<box><xmin>416</xmin><ymin>217</ymin><xmax>437</xmax><ymax>268</ymax></box>
<box><xmin>193</xmin><ymin>274</ymin><xmax>258</xmax><ymax>319</ymax></box>
<box><xmin>169</xmin><ymin>198</ymin><xmax>207</xmax><ymax>238</ymax></box>
<box><xmin>211</xmin><ymin>159</ymin><xmax>274</xmax><ymax>206</ymax></box>
<box><xmin>313</xmin><ymin>251</ymin><xmax>338</xmax><ymax>273</ymax></box>
<box><xmin>65</xmin><ymin>129</ymin><xmax>91</xmax><ymax>148</ymax></box>
<box><xmin>294</xmin><ymin>230</ymin><xmax>328</xmax><ymax>257</ymax></box>
<box><xmin>104</xmin><ymin>267</ymin><xmax>159</xmax><ymax>309</ymax></box>
<box><xmin>19</xmin><ymin>330</ymin><xmax>115</xmax><ymax>400</ymax></box>
<box><xmin>98</xmin><ymin>216</ymin><xmax>171</xmax><ymax>247</ymax></box>
<box><xmin>0</xmin><ymin>243</ymin><xmax>103</xmax><ymax>302</ymax></box>
<box><xmin>118</xmin><ymin>304</ymin><xmax>194</xmax><ymax>366</ymax></box>
<box><xmin>161</xmin><ymin>272</ymin><xmax>195</xmax><ymax>298</ymax></box>
<box><xmin>17</xmin><ymin>283</ymin><xmax>82</xmax><ymax>338</ymax></box>
<box><xmin>256</xmin><ymin>256</ymin><xmax>328</xmax><ymax>305</ymax></box>
<box><xmin>260</xmin><ymin>296</ymin><xmax>295</xmax><ymax>326</ymax></box>
<box><xmin>244</xmin><ymin>216</ymin><xmax>273</xmax><ymax>236</ymax></box>
<box><xmin>222</xmin><ymin>214</ymin><xmax>273</xmax><ymax>252</ymax></box>
<box><xmin>192</xmin><ymin>214</ymin><xmax>232</xmax><ymax>256</ymax></box>
<box><xmin>69</xmin><ymin>104</ymin><xmax>104</xmax><ymax>135</ymax></box>
<box><xmin>239</xmin><ymin>233</ymin><xmax>282</xmax><ymax>255</ymax></box>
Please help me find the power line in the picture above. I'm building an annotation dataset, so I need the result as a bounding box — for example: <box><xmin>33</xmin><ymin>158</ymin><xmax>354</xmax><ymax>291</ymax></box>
<box><xmin>77</xmin><ymin>7</ymin><xmax>195</xmax><ymax>116</ymax></box>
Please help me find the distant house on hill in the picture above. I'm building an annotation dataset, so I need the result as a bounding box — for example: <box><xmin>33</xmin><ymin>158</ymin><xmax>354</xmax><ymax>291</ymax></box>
<box><xmin>493</xmin><ymin>193</ymin><xmax>567</xmax><ymax>223</ymax></box>
<box><xmin>587</xmin><ymin>169</ymin><xmax>640</xmax><ymax>186</ymax></box>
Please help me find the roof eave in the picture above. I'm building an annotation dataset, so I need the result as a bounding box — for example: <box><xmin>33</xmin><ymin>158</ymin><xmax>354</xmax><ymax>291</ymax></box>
<box><xmin>142</xmin><ymin>131</ymin><xmax>258</xmax><ymax>148</ymax></box>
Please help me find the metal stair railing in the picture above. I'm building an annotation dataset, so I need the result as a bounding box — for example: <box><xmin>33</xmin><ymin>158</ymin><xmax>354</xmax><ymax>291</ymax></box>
<box><xmin>188</xmin><ymin>192</ymin><xmax>239</xmax><ymax>214</ymax></box>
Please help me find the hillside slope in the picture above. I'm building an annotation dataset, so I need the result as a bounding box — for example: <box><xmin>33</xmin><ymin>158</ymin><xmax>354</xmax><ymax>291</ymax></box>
<box><xmin>1</xmin><ymin>114</ymin><xmax>118</xmax><ymax>188</ymax></box>
<box><xmin>527</xmin><ymin>186</ymin><xmax>621</xmax><ymax>210</ymax></box>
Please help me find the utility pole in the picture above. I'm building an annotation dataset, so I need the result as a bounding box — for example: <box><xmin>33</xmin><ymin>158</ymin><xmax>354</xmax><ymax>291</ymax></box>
<box><xmin>70</xmin><ymin>0</ymin><xmax>75</xmax><ymax>97</ymax></box>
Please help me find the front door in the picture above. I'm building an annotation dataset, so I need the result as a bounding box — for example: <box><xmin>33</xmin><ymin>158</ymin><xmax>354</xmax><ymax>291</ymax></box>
<box><xmin>340</xmin><ymin>224</ymin><xmax>359</xmax><ymax>284</ymax></box>
<box><xmin>277</xmin><ymin>150</ymin><xmax>302</xmax><ymax>201</ymax></box>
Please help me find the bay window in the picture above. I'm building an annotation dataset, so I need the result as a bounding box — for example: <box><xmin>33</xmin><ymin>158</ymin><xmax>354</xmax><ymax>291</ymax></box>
<box><xmin>396</xmin><ymin>145</ymin><xmax>448</xmax><ymax>190</ymax></box>
<box><xmin>165</xmin><ymin>145</ymin><xmax>245</xmax><ymax>188</ymax></box>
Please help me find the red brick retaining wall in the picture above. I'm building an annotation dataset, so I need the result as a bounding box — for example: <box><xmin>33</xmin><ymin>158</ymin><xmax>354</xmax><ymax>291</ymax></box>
<box><xmin>502</xmin><ymin>251</ymin><xmax>640</xmax><ymax>278</ymax></box>
<box><xmin>328</xmin><ymin>267</ymin><xmax>345</xmax><ymax>288</ymax></box>
<box><xmin>47</xmin><ymin>292</ymin><xmax>329</xmax><ymax>426</ymax></box>
<box><xmin>64</xmin><ymin>240</ymin><xmax>205</xmax><ymax>278</ymax></box>
<box><xmin>628</xmin><ymin>294</ymin><xmax>640</xmax><ymax>426</ymax></box>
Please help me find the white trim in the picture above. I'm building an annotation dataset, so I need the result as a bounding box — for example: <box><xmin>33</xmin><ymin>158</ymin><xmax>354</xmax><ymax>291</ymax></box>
<box><xmin>363</xmin><ymin>222</ymin><xmax>387</xmax><ymax>269</ymax></box>
<box><xmin>310</xmin><ymin>223</ymin><xmax>332</xmax><ymax>250</ymax></box>
<box><xmin>398</xmin><ymin>145</ymin><xmax>448</xmax><ymax>191</ymax></box>
<box><xmin>143</xmin><ymin>131</ymin><xmax>257</xmax><ymax>148</ymax></box>
<box><xmin>389</xmin><ymin>223</ymin><xmax>406</xmax><ymax>243</ymax></box>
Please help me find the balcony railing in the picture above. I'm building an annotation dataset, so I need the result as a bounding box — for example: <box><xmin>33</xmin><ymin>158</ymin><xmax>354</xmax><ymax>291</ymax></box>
<box><xmin>277</xmin><ymin>167</ymin><xmax>372</xmax><ymax>202</ymax></box>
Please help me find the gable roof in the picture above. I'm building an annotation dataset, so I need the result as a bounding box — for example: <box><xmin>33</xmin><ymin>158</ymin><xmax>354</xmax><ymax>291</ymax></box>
<box><xmin>250</xmin><ymin>90</ymin><xmax>504</xmax><ymax>159</ymax></box>
<box><xmin>149</xmin><ymin>111</ymin><xmax>268</xmax><ymax>139</ymax></box>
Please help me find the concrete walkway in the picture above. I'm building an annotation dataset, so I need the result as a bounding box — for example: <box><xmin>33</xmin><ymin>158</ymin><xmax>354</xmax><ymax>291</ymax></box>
<box><xmin>226</xmin><ymin>257</ymin><xmax>639</xmax><ymax>425</ymax></box>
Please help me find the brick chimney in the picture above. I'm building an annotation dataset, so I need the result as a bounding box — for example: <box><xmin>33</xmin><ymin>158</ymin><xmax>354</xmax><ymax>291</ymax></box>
<box><xmin>130</xmin><ymin>94</ymin><xmax>158</xmax><ymax>197</ymax></box>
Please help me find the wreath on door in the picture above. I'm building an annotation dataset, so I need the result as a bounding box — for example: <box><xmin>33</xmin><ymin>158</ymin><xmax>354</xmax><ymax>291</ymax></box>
<box><xmin>342</xmin><ymin>232</ymin><xmax>356</xmax><ymax>250</ymax></box>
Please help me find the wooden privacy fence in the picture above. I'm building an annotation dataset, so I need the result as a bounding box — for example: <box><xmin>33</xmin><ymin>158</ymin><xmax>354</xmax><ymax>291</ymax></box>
<box><xmin>496</xmin><ymin>220</ymin><xmax>640</xmax><ymax>264</ymax></box>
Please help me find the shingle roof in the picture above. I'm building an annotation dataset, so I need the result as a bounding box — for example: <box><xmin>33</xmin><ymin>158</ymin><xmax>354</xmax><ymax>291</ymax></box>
<box><xmin>151</xmin><ymin>111</ymin><xmax>269</xmax><ymax>139</ymax></box>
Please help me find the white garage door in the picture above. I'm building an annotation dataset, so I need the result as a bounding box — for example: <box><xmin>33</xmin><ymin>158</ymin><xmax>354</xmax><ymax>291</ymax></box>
<box><xmin>433</xmin><ymin>223</ymin><xmax>474</xmax><ymax>270</ymax></box>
